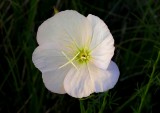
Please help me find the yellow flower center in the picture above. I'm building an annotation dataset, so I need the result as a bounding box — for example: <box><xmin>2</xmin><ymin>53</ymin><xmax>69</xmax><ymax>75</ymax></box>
<box><xmin>59</xmin><ymin>48</ymin><xmax>91</xmax><ymax>70</ymax></box>
<box><xmin>76</xmin><ymin>48</ymin><xmax>91</xmax><ymax>64</ymax></box>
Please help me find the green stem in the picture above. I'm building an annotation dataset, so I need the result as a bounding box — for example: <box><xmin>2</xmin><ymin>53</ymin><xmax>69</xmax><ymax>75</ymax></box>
<box><xmin>79</xmin><ymin>100</ymin><xmax>86</xmax><ymax>113</ymax></box>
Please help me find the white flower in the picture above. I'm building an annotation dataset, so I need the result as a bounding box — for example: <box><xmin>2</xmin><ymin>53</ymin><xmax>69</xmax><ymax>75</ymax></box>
<box><xmin>32</xmin><ymin>10</ymin><xmax>120</xmax><ymax>98</ymax></box>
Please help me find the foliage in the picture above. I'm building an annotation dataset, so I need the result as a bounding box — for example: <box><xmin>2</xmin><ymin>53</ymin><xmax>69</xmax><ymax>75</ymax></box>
<box><xmin>1</xmin><ymin>0</ymin><xmax>160</xmax><ymax>113</ymax></box>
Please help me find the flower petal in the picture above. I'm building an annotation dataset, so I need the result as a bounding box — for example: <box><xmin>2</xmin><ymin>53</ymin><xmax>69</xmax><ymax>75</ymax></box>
<box><xmin>37</xmin><ymin>10</ymin><xmax>92</xmax><ymax>48</ymax></box>
<box><xmin>42</xmin><ymin>65</ymin><xmax>71</xmax><ymax>94</ymax></box>
<box><xmin>90</xmin><ymin>37</ymin><xmax>115</xmax><ymax>69</ymax></box>
<box><xmin>64</xmin><ymin>66</ymin><xmax>94</xmax><ymax>98</ymax></box>
<box><xmin>32</xmin><ymin>43</ymin><xmax>68</xmax><ymax>73</ymax></box>
<box><xmin>88</xmin><ymin>61</ymin><xmax>119</xmax><ymax>92</ymax></box>
<box><xmin>87</xmin><ymin>14</ymin><xmax>114</xmax><ymax>49</ymax></box>
<box><xmin>87</xmin><ymin>14</ymin><xmax>115</xmax><ymax>69</ymax></box>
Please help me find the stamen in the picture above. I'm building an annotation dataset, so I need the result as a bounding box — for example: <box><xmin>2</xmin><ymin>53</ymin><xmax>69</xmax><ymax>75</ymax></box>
<box><xmin>82</xmin><ymin>57</ymin><xmax>86</xmax><ymax>59</ymax></box>
<box><xmin>58</xmin><ymin>51</ymin><xmax>80</xmax><ymax>70</ymax></box>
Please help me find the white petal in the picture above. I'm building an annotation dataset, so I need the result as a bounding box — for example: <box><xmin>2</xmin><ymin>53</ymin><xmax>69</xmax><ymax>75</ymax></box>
<box><xmin>88</xmin><ymin>61</ymin><xmax>119</xmax><ymax>92</ymax></box>
<box><xmin>87</xmin><ymin>14</ymin><xmax>115</xmax><ymax>69</ymax></box>
<box><xmin>37</xmin><ymin>10</ymin><xmax>92</xmax><ymax>48</ymax></box>
<box><xmin>64</xmin><ymin>66</ymin><xmax>94</xmax><ymax>98</ymax></box>
<box><xmin>42</xmin><ymin>65</ymin><xmax>71</xmax><ymax>94</ymax></box>
<box><xmin>87</xmin><ymin>14</ymin><xmax>114</xmax><ymax>49</ymax></box>
<box><xmin>91</xmin><ymin>37</ymin><xmax>115</xmax><ymax>69</ymax></box>
<box><xmin>32</xmin><ymin>43</ymin><xmax>68</xmax><ymax>73</ymax></box>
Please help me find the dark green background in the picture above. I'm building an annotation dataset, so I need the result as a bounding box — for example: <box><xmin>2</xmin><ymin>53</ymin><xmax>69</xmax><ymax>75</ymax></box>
<box><xmin>1</xmin><ymin>0</ymin><xmax>160</xmax><ymax>113</ymax></box>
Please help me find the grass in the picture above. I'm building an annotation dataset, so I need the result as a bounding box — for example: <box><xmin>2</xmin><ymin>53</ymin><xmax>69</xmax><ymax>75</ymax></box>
<box><xmin>1</xmin><ymin>0</ymin><xmax>160</xmax><ymax>113</ymax></box>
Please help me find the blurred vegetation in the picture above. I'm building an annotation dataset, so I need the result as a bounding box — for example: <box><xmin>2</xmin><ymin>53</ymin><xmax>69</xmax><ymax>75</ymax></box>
<box><xmin>1</xmin><ymin>0</ymin><xmax>160</xmax><ymax>113</ymax></box>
